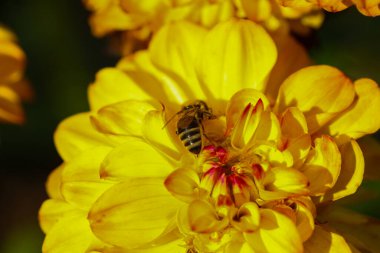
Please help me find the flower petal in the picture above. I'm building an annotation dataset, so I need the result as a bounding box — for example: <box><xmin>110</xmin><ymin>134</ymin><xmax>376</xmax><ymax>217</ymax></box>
<box><xmin>61</xmin><ymin>147</ymin><xmax>115</xmax><ymax>210</ymax></box>
<box><xmin>196</xmin><ymin>19</ymin><xmax>277</xmax><ymax>101</ymax></box>
<box><xmin>266</xmin><ymin>35</ymin><xmax>311</xmax><ymax>102</ymax></box>
<box><xmin>244</xmin><ymin>209</ymin><xmax>303</xmax><ymax>253</ymax></box>
<box><xmin>300</xmin><ymin>135</ymin><xmax>341</xmax><ymax>196</ymax></box>
<box><xmin>39</xmin><ymin>199</ymin><xmax>79</xmax><ymax>234</ymax></box>
<box><xmin>88</xmin><ymin>3</ymin><xmax>143</xmax><ymax>37</ymax></box>
<box><xmin>249</xmin><ymin>111</ymin><xmax>281</xmax><ymax>144</ymax></box>
<box><xmin>0</xmin><ymin>39</ymin><xmax>25</xmax><ymax>83</ymax></box>
<box><xmin>100</xmin><ymin>137</ymin><xmax>176</xmax><ymax>181</ymax></box>
<box><xmin>226</xmin><ymin>89</ymin><xmax>269</xmax><ymax>135</ymax></box>
<box><xmin>276</xmin><ymin>65</ymin><xmax>355</xmax><ymax>133</ymax></box>
<box><xmin>286</xmin><ymin>134</ymin><xmax>312</xmax><ymax>169</ymax></box>
<box><xmin>231</xmin><ymin>100</ymin><xmax>264</xmax><ymax>150</ymax></box>
<box><xmin>352</xmin><ymin>0</ymin><xmax>380</xmax><ymax>16</ymax></box>
<box><xmin>293</xmin><ymin>197</ymin><xmax>315</xmax><ymax>242</ymax></box>
<box><xmin>118</xmin><ymin>51</ymin><xmax>191</xmax><ymax>107</ymax></box>
<box><xmin>187</xmin><ymin>199</ymin><xmax>229</xmax><ymax>233</ymax></box>
<box><xmin>149</xmin><ymin>21</ymin><xmax>208</xmax><ymax>101</ymax></box>
<box><xmin>91</xmin><ymin>99</ymin><xmax>160</xmax><ymax>139</ymax></box>
<box><xmin>89</xmin><ymin>178</ymin><xmax>182</xmax><ymax>249</ymax></box>
<box><xmin>0</xmin><ymin>86</ymin><xmax>24</xmax><ymax>124</ymax></box>
<box><xmin>105</xmin><ymin>240</ymin><xmax>185</xmax><ymax>253</ymax></box>
<box><xmin>318</xmin><ymin>139</ymin><xmax>364</xmax><ymax>203</ymax></box>
<box><xmin>304</xmin><ymin>225</ymin><xmax>352</xmax><ymax>253</ymax></box>
<box><xmin>164</xmin><ymin>168</ymin><xmax>202</xmax><ymax>203</ymax></box>
<box><xmin>307</xmin><ymin>0</ymin><xmax>352</xmax><ymax>12</ymax></box>
<box><xmin>280</xmin><ymin>107</ymin><xmax>308</xmax><ymax>138</ymax></box>
<box><xmin>230</xmin><ymin>202</ymin><xmax>260</xmax><ymax>233</ymax></box>
<box><xmin>46</xmin><ymin>165</ymin><xmax>64</xmax><ymax>200</ymax></box>
<box><xmin>324</xmin><ymin>78</ymin><xmax>380</xmax><ymax>144</ymax></box>
<box><xmin>54</xmin><ymin>112</ymin><xmax>114</xmax><ymax>161</ymax></box>
<box><xmin>88</xmin><ymin>67</ymin><xmax>154</xmax><ymax>111</ymax></box>
<box><xmin>142</xmin><ymin>109</ymin><xmax>182</xmax><ymax>160</ymax></box>
<box><xmin>259</xmin><ymin>167</ymin><xmax>309</xmax><ymax>200</ymax></box>
<box><xmin>42</xmin><ymin>214</ymin><xmax>106</xmax><ymax>253</ymax></box>
<box><xmin>240</xmin><ymin>0</ymin><xmax>272</xmax><ymax>22</ymax></box>
<box><xmin>253</xmin><ymin>143</ymin><xmax>294</xmax><ymax>168</ymax></box>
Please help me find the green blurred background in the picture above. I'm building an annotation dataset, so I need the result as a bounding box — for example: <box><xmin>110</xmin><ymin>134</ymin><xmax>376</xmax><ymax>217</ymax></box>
<box><xmin>0</xmin><ymin>1</ymin><xmax>379</xmax><ymax>253</ymax></box>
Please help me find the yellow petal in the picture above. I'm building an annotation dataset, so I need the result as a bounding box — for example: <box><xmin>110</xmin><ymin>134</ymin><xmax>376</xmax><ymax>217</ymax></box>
<box><xmin>226</xmin><ymin>89</ymin><xmax>269</xmax><ymax>135</ymax></box>
<box><xmin>231</xmin><ymin>100</ymin><xmax>264</xmax><ymax>150</ymax></box>
<box><xmin>89</xmin><ymin>178</ymin><xmax>182</xmax><ymax>249</ymax></box>
<box><xmin>276</xmin><ymin>65</ymin><xmax>355</xmax><ymax>133</ymax></box>
<box><xmin>225</xmin><ymin>239</ymin><xmax>255</xmax><ymax>253</ymax></box>
<box><xmin>230</xmin><ymin>202</ymin><xmax>260</xmax><ymax>233</ymax></box>
<box><xmin>91</xmin><ymin>99</ymin><xmax>160</xmax><ymax>139</ymax></box>
<box><xmin>244</xmin><ymin>209</ymin><xmax>303</xmax><ymax>253</ymax></box>
<box><xmin>249</xmin><ymin>111</ymin><xmax>281</xmax><ymax>144</ymax></box>
<box><xmin>266</xmin><ymin>34</ymin><xmax>311</xmax><ymax>102</ymax></box>
<box><xmin>164</xmin><ymin>168</ymin><xmax>202</xmax><ymax>203</ymax></box>
<box><xmin>253</xmin><ymin>143</ymin><xmax>294</xmax><ymax>168</ymax></box>
<box><xmin>149</xmin><ymin>21</ymin><xmax>208</xmax><ymax>101</ymax></box>
<box><xmin>196</xmin><ymin>0</ymin><xmax>235</xmax><ymax>28</ymax></box>
<box><xmin>352</xmin><ymin>0</ymin><xmax>380</xmax><ymax>16</ymax></box>
<box><xmin>318</xmin><ymin>139</ymin><xmax>364</xmax><ymax>203</ymax></box>
<box><xmin>46</xmin><ymin>165</ymin><xmax>64</xmax><ymax>200</ymax></box>
<box><xmin>0</xmin><ymin>86</ymin><xmax>24</xmax><ymax>124</ymax></box>
<box><xmin>300</xmin><ymin>135</ymin><xmax>341</xmax><ymax>196</ymax></box>
<box><xmin>197</xmin><ymin>19</ymin><xmax>277</xmax><ymax>101</ymax></box>
<box><xmin>280</xmin><ymin>107</ymin><xmax>311</xmax><ymax>168</ymax></box>
<box><xmin>109</xmin><ymin>240</ymin><xmax>185</xmax><ymax>253</ymax></box>
<box><xmin>54</xmin><ymin>112</ymin><xmax>114</xmax><ymax>161</ymax></box>
<box><xmin>119</xmin><ymin>0</ymin><xmax>165</xmax><ymax>15</ymax></box>
<box><xmin>188</xmin><ymin>199</ymin><xmax>229</xmax><ymax>233</ymax></box>
<box><xmin>61</xmin><ymin>147</ymin><xmax>115</xmax><ymax>210</ymax></box>
<box><xmin>280</xmin><ymin>107</ymin><xmax>308</xmax><ymax>138</ymax></box>
<box><xmin>293</xmin><ymin>197</ymin><xmax>315</xmax><ymax>242</ymax></box>
<box><xmin>0</xmin><ymin>40</ymin><xmax>25</xmax><ymax>83</ymax></box>
<box><xmin>88</xmin><ymin>3</ymin><xmax>144</xmax><ymax>37</ymax></box>
<box><xmin>286</xmin><ymin>134</ymin><xmax>311</xmax><ymax>169</ymax></box>
<box><xmin>6</xmin><ymin>78</ymin><xmax>34</xmax><ymax>102</ymax></box>
<box><xmin>142</xmin><ymin>109</ymin><xmax>182</xmax><ymax>160</ymax></box>
<box><xmin>83</xmin><ymin>0</ymin><xmax>109</xmax><ymax>11</ymax></box>
<box><xmin>307</xmin><ymin>0</ymin><xmax>352</xmax><ymax>12</ymax></box>
<box><xmin>101</xmin><ymin>137</ymin><xmax>176</xmax><ymax>181</ymax></box>
<box><xmin>240</xmin><ymin>0</ymin><xmax>272</xmax><ymax>22</ymax></box>
<box><xmin>304</xmin><ymin>225</ymin><xmax>352</xmax><ymax>253</ymax></box>
<box><xmin>259</xmin><ymin>167</ymin><xmax>309</xmax><ymax>200</ymax></box>
<box><xmin>118</xmin><ymin>51</ymin><xmax>191</xmax><ymax>107</ymax></box>
<box><xmin>88</xmin><ymin>67</ymin><xmax>154</xmax><ymax>111</ymax></box>
<box><xmin>324</xmin><ymin>78</ymin><xmax>380</xmax><ymax>144</ymax></box>
<box><xmin>42</xmin><ymin>214</ymin><xmax>106</xmax><ymax>253</ymax></box>
<box><xmin>39</xmin><ymin>199</ymin><xmax>80</xmax><ymax>234</ymax></box>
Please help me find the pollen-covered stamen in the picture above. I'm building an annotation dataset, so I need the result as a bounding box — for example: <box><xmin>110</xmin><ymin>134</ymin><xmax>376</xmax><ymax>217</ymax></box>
<box><xmin>200</xmin><ymin>145</ymin><xmax>257</xmax><ymax>207</ymax></box>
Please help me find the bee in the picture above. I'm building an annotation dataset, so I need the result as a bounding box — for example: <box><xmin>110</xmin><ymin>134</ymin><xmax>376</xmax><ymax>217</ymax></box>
<box><xmin>164</xmin><ymin>101</ymin><xmax>215</xmax><ymax>155</ymax></box>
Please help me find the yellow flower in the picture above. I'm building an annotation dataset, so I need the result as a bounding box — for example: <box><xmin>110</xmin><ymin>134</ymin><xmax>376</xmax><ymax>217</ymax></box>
<box><xmin>278</xmin><ymin>0</ymin><xmax>380</xmax><ymax>17</ymax></box>
<box><xmin>0</xmin><ymin>25</ymin><xmax>32</xmax><ymax>124</ymax></box>
<box><xmin>83</xmin><ymin>0</ymin><xmax>323</xmax><ymax>54</ymax></box>
<box><xmin>39</xmin><ymin>20</ymin><xmax>380</xmax><ymax>252</ymax></box>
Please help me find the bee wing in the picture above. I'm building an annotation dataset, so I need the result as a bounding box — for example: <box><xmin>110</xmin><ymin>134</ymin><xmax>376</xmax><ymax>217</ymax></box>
<box><xmin>177</xmin><ymin>115</ymin><xmax>196</xmax><ymax>129</ymax></box>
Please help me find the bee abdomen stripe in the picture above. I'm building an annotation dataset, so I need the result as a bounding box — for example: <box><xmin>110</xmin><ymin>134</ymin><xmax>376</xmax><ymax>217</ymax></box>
<box><xmin>183</xmin><ymin>133</ymin><xmax>201</xmax><ymax>144</ymax></box>
<box><xmin>178</xmin><ymin>127</ymin><xmax>199</xmax><ymax>139</ymax></box>
<box><xmin>186</xmin><ymin>140</ymin><xmax>202</xmax><ymax>150</ymax></box>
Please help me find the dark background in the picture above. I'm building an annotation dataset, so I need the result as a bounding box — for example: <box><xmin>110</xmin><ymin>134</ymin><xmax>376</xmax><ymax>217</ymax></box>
<box><xmin>0</xmin><ymin>1</ymin><xmax>379</xmax><ymax>252</ymax></box>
